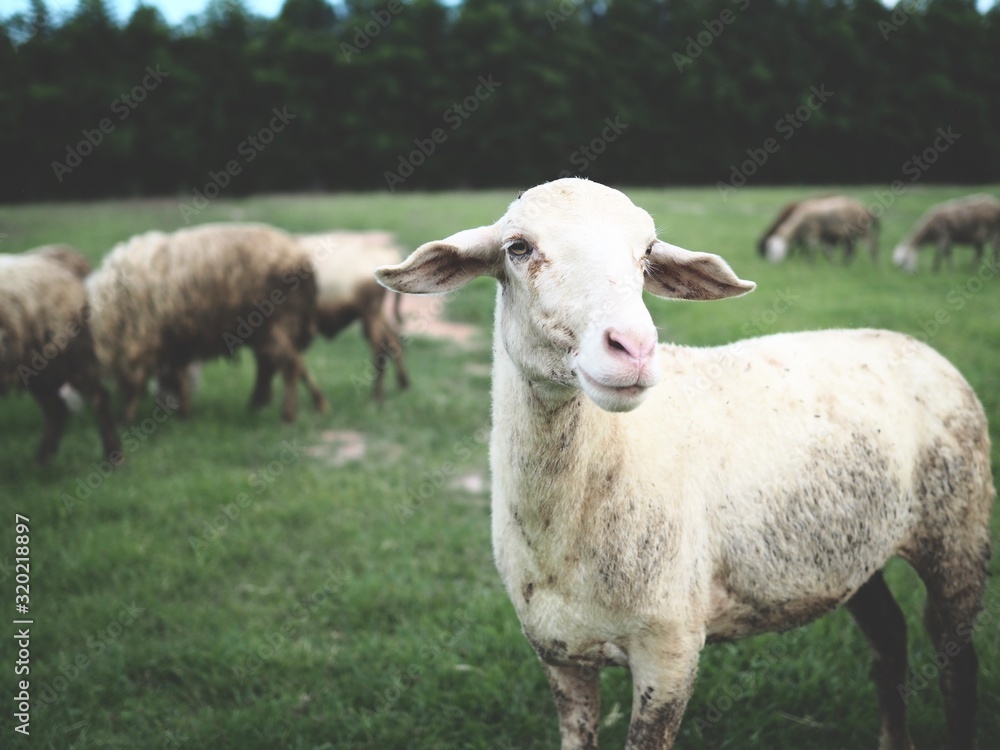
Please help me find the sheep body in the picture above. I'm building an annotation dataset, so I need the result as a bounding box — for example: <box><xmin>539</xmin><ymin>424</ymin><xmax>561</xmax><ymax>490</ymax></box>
<box><xmin>87</xmin><ymin>223</ymin><xmax>327</xmax><ymax>422</ymax></box>
<box><xmin>764</xmin><ymin>195</ymin><xmax>879</xmax><ymax>263</ymax></box>
<box><xmin>0</xmin><ymin>249</ymin><xmax>119</xmax><ymax>461</ymax></box>
<box><xmin>297</xmin><ymin>231</ymin><xmax>410</xmax><ymax>400</ymax></box>
<box><xmin>377</xmin><ymin>178</ymin><xmax>992</xmax><ymax>750</ymax></box>
<box><xmin>893</xmin><ymin>194</ymin><xmax>1000</xmax><ymax>272</ymax></box>
<box><xmin>27</xmin><ymin>243</ymin><xmax>94</xmax><ymax>278</ymax></box>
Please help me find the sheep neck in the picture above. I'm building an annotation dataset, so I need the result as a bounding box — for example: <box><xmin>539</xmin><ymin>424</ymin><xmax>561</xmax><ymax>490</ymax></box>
<box><xmin>489</xmin><ymin>315</ymin><xmax>626</xmax><ymax>527</ymax></box>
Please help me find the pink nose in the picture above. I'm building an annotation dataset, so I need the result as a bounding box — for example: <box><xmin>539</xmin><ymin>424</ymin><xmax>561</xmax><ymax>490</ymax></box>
<box><xmin>604</xmin><ymin>327</ymin><xmax>656</xmax><ymax>364</ymax></box>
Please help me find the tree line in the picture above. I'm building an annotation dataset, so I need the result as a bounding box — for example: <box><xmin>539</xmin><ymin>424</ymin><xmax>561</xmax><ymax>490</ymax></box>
<box><xmin>2</xmin><ymin>0</ymin><xmax>998</xmax><ymax>203</ymax></box>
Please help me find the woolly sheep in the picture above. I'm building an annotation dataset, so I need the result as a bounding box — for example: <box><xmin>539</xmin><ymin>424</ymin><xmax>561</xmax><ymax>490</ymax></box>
<box><xmin>763</xmin><ymin>195</ymin><xmax>879</xmax><ymax>264</ymax></box>
<box><xmin>28</xmin><ymin>242</ymin><xmax>94</xmax><ymax>279</ymax></box>
<box><xmin>87</xmin><ymin>223</ymin><xmax>327</xmax><ymax>423</ymax></box>
<box><xmin>377</xmin><ymin>178</ymin><xmax>993</xmax><ymax>750</ymax></box>
<box><xmin>892</xmin><ymin>194</ymin><xmax>1000</xmax><ymax>273</ymax></box>
<box><xmin>0</xmin><ymin>247</ymin><xmax>120</xmax><ymax>462</ymax></box>
<box><xmin>297</xmin><ymin>231</ymin><xmax>410</xmax><ymax>400</ymax></box>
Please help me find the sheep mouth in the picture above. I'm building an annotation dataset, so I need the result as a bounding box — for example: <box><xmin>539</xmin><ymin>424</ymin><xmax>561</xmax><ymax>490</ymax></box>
<box><xmin>577</xmin><ymin>366</ymin><xmax>651</xmax><ymax>399</ymax></box>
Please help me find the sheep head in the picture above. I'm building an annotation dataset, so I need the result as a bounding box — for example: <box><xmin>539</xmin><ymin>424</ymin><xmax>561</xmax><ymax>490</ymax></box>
<box><xmin>376</xmin><ymin>178</ymin><xmax>755</xmax><ymax>412</ymax></box>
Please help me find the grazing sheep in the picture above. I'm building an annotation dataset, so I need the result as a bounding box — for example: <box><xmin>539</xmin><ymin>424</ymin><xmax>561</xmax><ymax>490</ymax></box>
<box><xmin>0</xmin><ymin>248</ymin><xmax>120</xmax><ymax>462</ymax></box>
<box><xmin>87</xmin><ymin>223</ymin><xmax>327</xmax><ymax>423</ymax></box>
<box><xmin>297</xmin><ymin>231</ymin><xmax>410</xmax><ymax>400</ymax></box>
<box><xmin>376</xmin><ymin>178</ymin><xmax>993</xmax><ymax>750</ymax></box>
<box><xmin>892</xmin><ymin>194</ymin><xmax>1000</xmax><ymax>273</ymax></box>
<box><xmin>763</xmin><ymin>195</ymin><xmax>879</xmax><ymax>264</ymax></box>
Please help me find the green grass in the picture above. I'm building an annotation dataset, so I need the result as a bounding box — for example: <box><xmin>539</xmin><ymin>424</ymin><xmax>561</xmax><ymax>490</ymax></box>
<box><xmin>1</xmin><ymin>185</ymin><xmax>999</xmax><ymax>749</ymax></box>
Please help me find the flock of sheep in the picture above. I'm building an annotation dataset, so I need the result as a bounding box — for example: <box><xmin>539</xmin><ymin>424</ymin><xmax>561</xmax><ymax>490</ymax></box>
<box><xmin>0</xmin><ymin>224</ymin><xmax>409</xmax><ymax>463</ymax></box>
<box><xmin>2</xmin><ymin>191</ymin><xmax>998</xmax><ymax>464</ymax></box>
<box><xmin>758</xmin><ymin>192</ymin><xmax>1000</xmax><ymax>270</ymax></box>
<box><xmin>2</xmin><ymin>179</ymin><xmax>998</xmax><ymax>749</ymax></box>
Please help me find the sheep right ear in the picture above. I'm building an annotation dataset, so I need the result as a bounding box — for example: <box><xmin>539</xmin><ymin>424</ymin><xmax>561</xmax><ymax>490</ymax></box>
<box><xmin>375</xmin><ymin>224</ymin><xmax>503</xmax><ymax>294</ymax></box>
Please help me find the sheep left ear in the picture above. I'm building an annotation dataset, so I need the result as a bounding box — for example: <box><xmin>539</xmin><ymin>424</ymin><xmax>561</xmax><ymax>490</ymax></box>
<box><xmin>644</xmin><ymin>240</ymin><xmax>756</xmax><ymax>300</ymax></box>
<box><xmin>375</xmin><ymin>224</ymin><xmax>503</xmax><ymax>295</ymax></box>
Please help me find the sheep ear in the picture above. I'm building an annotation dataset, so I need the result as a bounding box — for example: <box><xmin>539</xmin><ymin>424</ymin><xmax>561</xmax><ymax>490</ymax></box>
<box><xmin>644</xmin><ymin>241</ymin><xmax>756</xmax><ymax>301</ymax></box>
<box><xmin>375</xmin><ymin>224</ymin><xmax>503</xmax><ymax>294</ymax></box>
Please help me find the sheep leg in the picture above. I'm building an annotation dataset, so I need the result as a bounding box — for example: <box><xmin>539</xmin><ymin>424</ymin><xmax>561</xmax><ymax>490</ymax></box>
<box><xmin>278</xmin><ymin>354</ymin><xmax>301</xmax><ymax>423</ymax></box>
<box><xmin>298</xmin><ymin>365</ymin><xmax>328</xmax><ymax>414</ymax></box>
<box><xmin>542</xmin><ymin>663</ymin><xmax>601</xmax><ymax>750</ymax></box>
<box><xmin>68</xmin><ymin>365</ymin><xmax>123</xmax><ymax>464</ymax></box>
<box><xmin>970</xmin><ymin>241</ymin><xmax>983</xmax><ymax>269</ymax></box>
<box><xmin>249</xmin><ymin>353</ymin><xmax>276</xmax><ymax>410</ymax></box>
<box><xmin>31</xmin><ymin>385</ymin><xmax>69</xmax><ymax>463</ymax></box>
<box><xmin>933</xmin><ymin>240</ymin><xmax>951</xmax><ymax>272</ymax></box>
<box><xmin>156</xmin><ymin>366</ymin><xmax>190</xmax><ymax>417</ymax></box>
<box><xmin>365</xmin><ymin>312</ymin><xmax>410</xmax><ymax>400</ymax></box>
<box><xmin>845</xmin><ymin>571</ymin><xmax>914</xmax><ymax>750</ymax></box>
<box><xmin>843</xmin><ymin>238</ymin><xmax>856</xmax><ymax>265</ymax></box>
<box><xmin>360</xmin><ymin>314</ymin><xmax>388</xmax><ymax>403</ymax></box>
<box><xmin>386</xmin><ymin>322</ymin><xmax>410</xmax><ymax>391</ymax></box>
<box><xmin>624</xmin><ymin>644</ymin><xmax>699</xmax><ymax>750</ymax></box>
<box><xmin>118</xmin><ymin>374</ymin><xmax>145</xmax><ymax>425</ymax></box>
<box><xmin>920</xmin><ymin>562</ymin><xmax>986</xmax><ymax>750</ymax></box>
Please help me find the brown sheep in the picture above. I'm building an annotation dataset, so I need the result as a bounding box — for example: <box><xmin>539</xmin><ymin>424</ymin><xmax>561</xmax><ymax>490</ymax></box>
<box><xmin>86</xmin><ymin>223</ymin><xmax>327</xmax><ymax>423</ymax></box>
<box><xmin>297</xmin><ymin>231</ymin><xmax>410</xmax><ymax>401</ymax></box>
<box><xmin>0</xmin><ymin>247</ymin><xmax>120</xmax><ymax>463</ymax></box>
<box><xmin>762</xmin><ymin>195</ymin><xmax>879</xmax><ymax>264</ymax></box>
<box><xmin>893</xmin><ymin>194</ymin><xmax>1000</xmax><ymax>272</ymax></box>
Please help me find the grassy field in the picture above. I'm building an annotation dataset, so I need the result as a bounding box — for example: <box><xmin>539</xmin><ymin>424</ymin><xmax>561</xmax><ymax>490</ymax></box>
<box><xmin>1</xmin><ymin>184</ymin><xmax>998</xmax><ymax>750</ymax></box>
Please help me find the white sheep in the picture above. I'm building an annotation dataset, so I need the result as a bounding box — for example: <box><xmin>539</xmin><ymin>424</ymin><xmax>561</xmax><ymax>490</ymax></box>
<box><xmin>297</xmin><ymin>231</ymin><xmax>410</xmax><ymax>400</ymax></box>
<box><xmin>892</xmin><ymin>194</ymin><xmax>1000</xmax><ymax>273</ymax></box>
<box><xmin>376</xmin><ymin>178</ymin><xmax>993</xmax><ymax>750</ymax></box>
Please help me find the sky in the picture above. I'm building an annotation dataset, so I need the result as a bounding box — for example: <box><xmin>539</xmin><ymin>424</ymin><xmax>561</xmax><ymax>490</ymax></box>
<box><xmin>0</xmin><ymin>0</ymin><xmax>995</xmax><ymax>27</ymax></box>
<box><xmin>0</xmin><ymin>0</ymin><xmax>287</xmax><ymax>26</ymax></box>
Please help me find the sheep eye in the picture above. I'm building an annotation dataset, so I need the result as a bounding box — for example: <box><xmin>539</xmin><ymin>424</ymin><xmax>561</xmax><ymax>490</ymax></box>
<box><xmin>505</xmin><ymin>239</ymin><xmax>532</xmax><ymax>258</ymax></box>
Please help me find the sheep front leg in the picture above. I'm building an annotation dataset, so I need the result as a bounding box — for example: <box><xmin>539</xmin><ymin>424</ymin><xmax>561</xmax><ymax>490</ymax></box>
<box><xmin>625</xmin><ymin>640</ymin><xmax>700</xmax><ymax>750</ymax></box>
<box><xmin>31</xmin><ymin>385</ymin><xmax>69</xmax><ymax>463</ymax></box>
<box><xmin>543</xmin><ymin>663</ymin><xmax>601</xmax><ymax>750</ymax></box>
